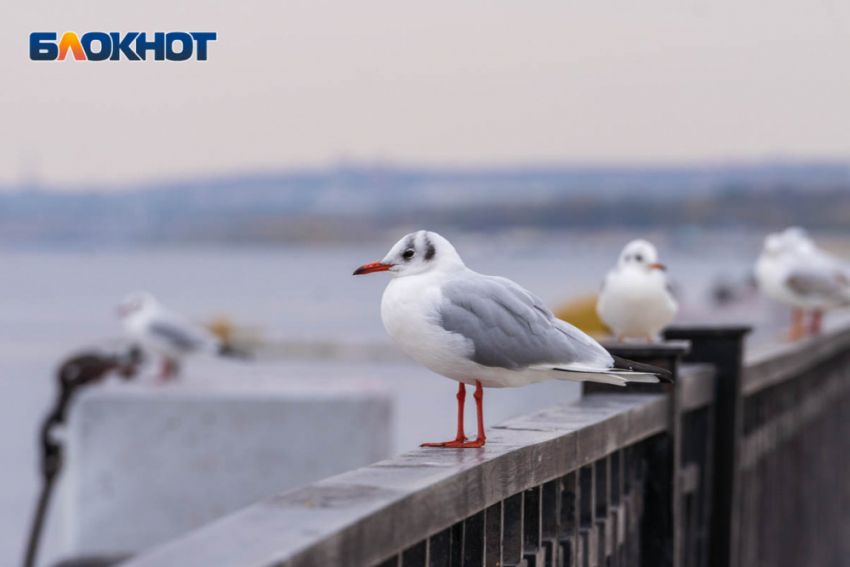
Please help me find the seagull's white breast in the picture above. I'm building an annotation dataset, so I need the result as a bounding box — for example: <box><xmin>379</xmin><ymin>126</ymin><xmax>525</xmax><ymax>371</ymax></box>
<box><xmin>597</xmin><ymin>268</ymin><xmax>677</xmax><ymax>338</ymax></box>
<box><xmin>755</xmin><ymin>254</ymin><xmax>797</xmax><ymax>307</ymax></box>
<box><xmin>381</xmin><ymin>274</ymin><xmax>478</xmax><ymax>381</ymax></box>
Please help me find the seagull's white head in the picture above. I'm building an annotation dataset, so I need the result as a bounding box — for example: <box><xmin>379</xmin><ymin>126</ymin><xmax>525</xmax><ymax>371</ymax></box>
<box><xmin>117</xmin><ymin>291</ymin><xmax>158</xmax><ymax>319</ymax></box>
<box><xmin>353</xmin><ymin>230</ymin><xmax>464</xmax><ymax>279</ymax></box>
<box><xmin>780</xmin><ymin>226</ymin><xmax>815</xmax><ymax>254</ymax></box>
<box><xmin>781</xmin><ymin>226</ymin><xmax>809</xmax><ymax>244</ymax></box>
<box><xmin>762</xmin><ymin>233</ymin><xmax>786</xmax><ymax>257</ymax></box>
<box><xmin>762</xmin><ymin>228</ymin><xmax>811</xmax><ymax>258</ymax></box>
<box><xmin>617</xmin><ymin>239</ymin><xmax>665</xmax><ymax>272</ymax></box>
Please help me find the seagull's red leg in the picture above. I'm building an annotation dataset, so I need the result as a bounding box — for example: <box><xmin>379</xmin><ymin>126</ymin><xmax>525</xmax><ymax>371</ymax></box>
<box><xmin>421</xmin><ymin>383</ymin><xmax>467</xmax><ymax>447</ymax></box>
<box><xmin>158</xmin><ymin>357</ymin><xmax>177</xmax><ymax>383</ymax></box>
<box><xmin>421</xmin><ymin>381</ymin><xmax>486</xmax><ymax>449</ymax></box>
<box><xmin>787</xmin><ymin>308</ymin><xmax>805</xmax><ymax>341</ymax></box>
<box><xmin>158</xmin><ymin>359</ymin><xmax>170</xmax><ymax>382</ymax></box>
<box><xmin>810</xmin><ymin>309</ymin><xmax>824</xmax><ymax>335</ymax></box>
<box><xmin>454</xmin><ymin>383</ymin><xmax>466</xmax><ymax>441</ymax></box>
<box><xmin>469</xmin><ymin>380</ymin><xmax>486</xmax><ymax>447</ymax></box>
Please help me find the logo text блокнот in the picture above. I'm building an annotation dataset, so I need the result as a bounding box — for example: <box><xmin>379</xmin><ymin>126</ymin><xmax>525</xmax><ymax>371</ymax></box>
<box><xmin>30</xmin><ymin>32</ymin><xmax>217</xmax><ymax>61</ymax></box>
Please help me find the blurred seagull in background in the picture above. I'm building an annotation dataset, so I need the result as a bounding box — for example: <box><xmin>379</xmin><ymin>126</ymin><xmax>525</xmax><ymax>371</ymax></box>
<box><xmin>597</xmin><ymin>239</ymin><xmax>678</xmax><ymax>342</ymax></box>
<box><xmin>117</xmin><ymin>292</ymin><xmax>249</xmax><ymax>381</ymax></box>
<box><xmin>755</xmin><ymin>227</ymin><xmax>850</xmax><ymax>340</ymax></box>
<box><xmin>354</xmin><ymin>231</ymin><xmax>672</xmax><ymax>448</ymax></box>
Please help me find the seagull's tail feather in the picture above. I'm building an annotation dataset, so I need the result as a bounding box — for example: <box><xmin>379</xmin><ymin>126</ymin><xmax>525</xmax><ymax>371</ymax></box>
<box><xmin>541</xmin><ymin>356</ymin><xmax>673</xmax><ymax>385</ymax></box>
<box><xmin>218</xmin><ymin>344</ymin><xmax>253</xmax><ymax>360</ymax></box>
<box><xmin>547</xmin><ymin>369</ymin><xmax>629</xmax><ymax>386</ymax></box>
<box><xmin>610</xmin><ymin>355</ymin><xmax>674</xmax><ymax>383</ymax></box>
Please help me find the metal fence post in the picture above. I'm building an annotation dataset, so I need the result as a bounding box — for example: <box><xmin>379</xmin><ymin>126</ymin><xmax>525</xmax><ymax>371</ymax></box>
<box><xmin>663</xmin><ymin>326</ymin><xmax>751</xmax><ymax>567</ymax></box>
<box><xmin>585</xmin><ymin>341</ymin><xmax>691</xmax><ymax>567</ymax></box>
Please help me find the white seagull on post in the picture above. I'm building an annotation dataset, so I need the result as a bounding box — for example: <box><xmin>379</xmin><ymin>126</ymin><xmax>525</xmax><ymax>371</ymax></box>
<box><xmin>755</xmin><ymin>228</ymin><xmax>850</xmax><ymax>339</ymax></box>
<box><xmin>354</xmin><ymin>231</ymin><xmax>672</xmax><ymax>448</ymax></box>
<box><xmin>596</xmin><ymin>239</ymin><xmax>678</xmax><ymax>342</ymax></box>
<box><xmin>117</xmin><ymin>292</ymin><xmax>247</xmax><ymax>380</ymax></box>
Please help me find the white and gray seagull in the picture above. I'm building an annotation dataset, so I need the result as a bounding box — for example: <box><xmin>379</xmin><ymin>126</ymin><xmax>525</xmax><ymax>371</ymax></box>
<box><xmin>117</xmin><ymin>292</ymin><xmax>247</xmax><ymax>381</ymax></box>
<box><xmin>354</xmin><ymin>231</ymin><xmax>672</xmax><ymax>448</ymax></box>
<box><xmin>597</xmin><ymin>239</ymin><xmax>678</xmax><ymax>342</ymax></box>
<box><xmin>755</xmin><ymin>227</ymin><xmax>850</xmax><ymax>339</ymax></box>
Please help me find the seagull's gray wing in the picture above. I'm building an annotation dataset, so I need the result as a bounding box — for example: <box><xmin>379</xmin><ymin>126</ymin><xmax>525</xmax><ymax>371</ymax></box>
<box><xmin>786</xmin><ymin>266</ymin><xmax>850</xmax><ymax>304</ymax></box>
<box><xmin>148</xmin><ymin>316</ymin><xmax>218</xmax><ymax>354</ymax></box>
<box><xmin>439</xmin><ymin>275</ymin><xmax>613</xmax><ymax>371</ymax></box>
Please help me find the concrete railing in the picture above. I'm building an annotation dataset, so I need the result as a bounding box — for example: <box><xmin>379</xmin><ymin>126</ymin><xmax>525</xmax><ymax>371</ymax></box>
<box><xmin>102</xmin><ymin>323</ymin><xmax>850</xmax><ymax>567</ymax></box>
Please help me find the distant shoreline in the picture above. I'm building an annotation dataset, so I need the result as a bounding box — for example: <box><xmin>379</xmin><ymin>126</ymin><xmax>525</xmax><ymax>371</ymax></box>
<box><xmin>2</xmin><ymin>161</ymin><xmax>850</xmax><ymax>246</ymax></box>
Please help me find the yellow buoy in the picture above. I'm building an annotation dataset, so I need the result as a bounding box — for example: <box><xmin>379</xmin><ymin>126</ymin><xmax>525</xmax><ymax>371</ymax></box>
<box><xmin>553</xmin><ymin>293</ymin><xmax>610</xmax><ymax>338</ymax></box>
<box><xmin>206</xmin><ymin>317</ymin><xmax>235</xmax><ymax>344</ymax></box>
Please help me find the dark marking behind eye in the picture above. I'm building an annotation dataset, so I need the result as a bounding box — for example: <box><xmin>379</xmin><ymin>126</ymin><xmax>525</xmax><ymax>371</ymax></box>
<box><xmin>424</xmin><ymin>234</ymin><xmax>436</xmax><ymax>260</ymax></box>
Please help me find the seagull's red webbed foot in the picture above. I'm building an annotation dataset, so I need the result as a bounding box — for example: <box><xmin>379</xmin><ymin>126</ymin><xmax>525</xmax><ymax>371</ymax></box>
<box><xmin>421</xmin><ymin>439</ymin><xmax>485</xmax><ymax>449</ymax></box>
<box><xmin>420</xmin><ymin>380</ymin><xmax>487</xmax><ymax>449</ymax></box>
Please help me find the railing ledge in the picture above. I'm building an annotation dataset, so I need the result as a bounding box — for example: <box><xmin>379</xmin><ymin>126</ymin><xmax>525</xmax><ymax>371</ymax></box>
<box><xmin>744</xmin><ymin>318</ymin><xmax>850</xmax><ymax>396</ymax></box>
<box><xmin>118</xmin><ymin>393</ymin><xmax>670</xmax><ymax>567</ymax></box>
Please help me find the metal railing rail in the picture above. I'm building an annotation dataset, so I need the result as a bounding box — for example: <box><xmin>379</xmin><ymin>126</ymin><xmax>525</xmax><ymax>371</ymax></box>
<box><xmin>743</xmin><ymin>321</ymin><xmax>850</xmax><ymax>396</ymax></box>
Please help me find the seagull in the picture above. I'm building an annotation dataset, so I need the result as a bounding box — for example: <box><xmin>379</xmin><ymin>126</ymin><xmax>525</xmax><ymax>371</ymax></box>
<box><xmin>596</xmin><ymin>239</ymin><xmax>678</xmax><ymax>342</ymax></box>
<box><xmin>755</xmin><ymin>228</ymin><xmax>850</xmax><ymax>339</ymax></box>
<box><xmin>354</xmin><ymin>231</ymin><xmax>672</xmax><ymax>448</ymax></box>
<box><xmin>116</xmin><ymin>292</ymin><xmax>248</xmax><ymax>380</ymax></box>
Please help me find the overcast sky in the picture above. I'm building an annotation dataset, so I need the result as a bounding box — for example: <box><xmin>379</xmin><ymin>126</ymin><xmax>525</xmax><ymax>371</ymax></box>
<box><xmin>2</xmin><ymin>0</ymin><xmax>850</xmax><ymax>187</ymax></box>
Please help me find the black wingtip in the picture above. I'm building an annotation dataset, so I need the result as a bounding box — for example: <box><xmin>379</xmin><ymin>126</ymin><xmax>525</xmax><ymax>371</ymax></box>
<box><xmin>611</xmin><ymin>355</ymin><xmax>674</xmax><ymax>383</ymax></box>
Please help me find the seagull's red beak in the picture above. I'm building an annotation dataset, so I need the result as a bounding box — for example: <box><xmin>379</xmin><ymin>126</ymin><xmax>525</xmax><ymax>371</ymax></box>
<box><xmin>649</xmin><ymin>262</ymin><xmax>666</xmax><ymax>271</ymax></box>
<box><xmin>353</xmin><ymin>261</ymin><xmax>393</xmax><ymax>275</ymax></box>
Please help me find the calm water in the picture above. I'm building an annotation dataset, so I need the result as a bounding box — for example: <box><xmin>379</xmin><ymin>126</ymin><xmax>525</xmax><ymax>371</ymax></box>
<box><xmin>0</xmin><ymin>232</ymin><xmax>777</xmax><ymax>564</ymax></box>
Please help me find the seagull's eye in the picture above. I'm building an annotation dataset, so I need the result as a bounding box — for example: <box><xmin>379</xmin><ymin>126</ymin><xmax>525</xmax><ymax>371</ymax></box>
<box><xmin>635</xmin><ymin>254</ymin><xmax>643</xmax><ymax>263</ymax></box>
<box><xmin>403</xmin><ymin>249</ymin><xmax>415</xmax><ymax>260</ymax></box>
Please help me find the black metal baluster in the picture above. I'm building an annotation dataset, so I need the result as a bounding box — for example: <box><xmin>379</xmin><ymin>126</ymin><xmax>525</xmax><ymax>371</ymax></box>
<box><xmin>429</xmin><ymin>528</ymin><xmax>453</xmax><ymax>567</ymax></box>
<box><xmin>524</xmin><ymin>486</ymin><xmax>543</xmax><ymax>566</ymax></box>
<box><xmin>503</xmin><ymin>492</ymin><xmax>525</xmax><ymax>566</ymax></box>
<box><xmin>561</xmin><ymin>472</ymin><xmax>578</xmax><ymax>567</ymax></box>
<box><xmin>595</xmin><ymin>457</ymin><xmax>610</xmax><ymax>567</ymax></box>
<box><xmin>541</xmin><ymin>479</ymin><xmax>560</xmax><ymax>567</ymax></box>
<box><xmin>485</xmin><ymin>502</ymin><xmax>503</xmax><ymax>567</ymax></box>
<box><xmin>450</xmin><ymin>521</ymin><xmax>464</xmax><ymax>567</ymax></box>
<box><xmin>464</xmin><ymin>510</ymin><xmax>485</xmax><ymax>567</ymax></box>
<box><xmin>580</xmin><ymin>465</ymin><xmax>596</xmax><ymax>567</ymax></box>
<box><xmin>402</xmin><ymin>541</ymin><xmax>428</xmax><ymax>567</ymax></box>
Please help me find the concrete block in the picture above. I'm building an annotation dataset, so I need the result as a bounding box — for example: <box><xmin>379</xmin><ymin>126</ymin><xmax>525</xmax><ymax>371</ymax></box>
<box><xmin>65</xmin><ymin>376</ymin><xmax>392</xmax><ymax>556</ymax></box>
